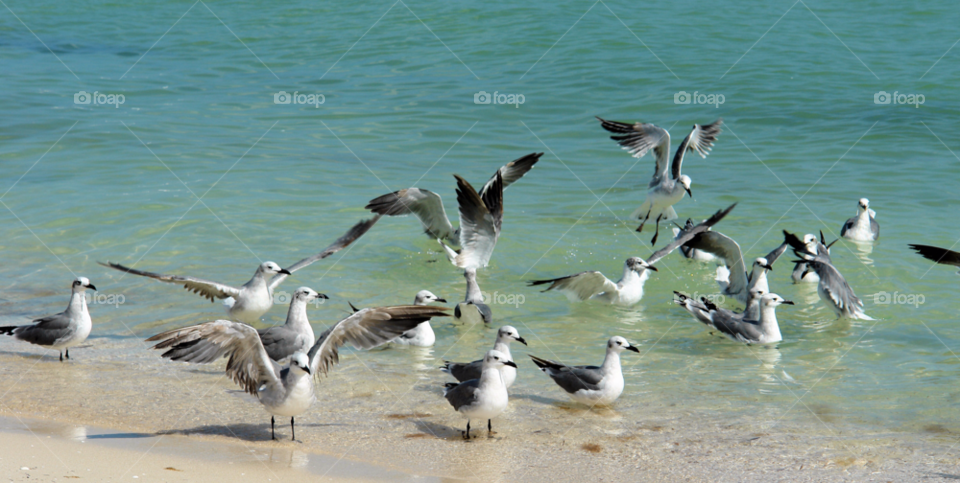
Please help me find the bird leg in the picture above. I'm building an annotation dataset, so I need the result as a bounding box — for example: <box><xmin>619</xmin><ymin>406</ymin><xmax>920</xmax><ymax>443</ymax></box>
<box><xmin>651</xmin><ymin>214</ymin><xmax>663</xmax><ymax>245</ymax></box>
<box><xmin>290</xmin><ymin>417</ymin><xmax>296</xmax><ymax>441</ymax></box>
<box><xmin>462</xmin><ymin>421</ymin><xmax>471</xmax><ymax>440</ymax></box>
<box><xmin>65</xmin><ymin>349</ymin><xmax>70</xmax><ymax>360</ymax></box>
<box><xmin>59</xmin><ymin>352</ymin><xmax>64</xmax><ymax>362</ymax></box>
<box><xmin>636</xmin><ymin>209</ymin><xmax>652</xmax><ymax>233</ymax></box>
<box><xmin>487</xmin><ymin>419</ymin><xmax>496</xmax><ymax>437</ymax></box>
<box><xmin>271</xmin><ymin>416</ymin><xmax>276</xmax><ymax>441</ymax></box>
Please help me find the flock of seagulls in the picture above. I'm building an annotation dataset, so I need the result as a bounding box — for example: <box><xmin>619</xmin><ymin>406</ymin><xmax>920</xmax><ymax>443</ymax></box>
<box><xmin>1</xmin><ymin>114</ymin><xmax>953</xmax><ymax>442</ymax></box>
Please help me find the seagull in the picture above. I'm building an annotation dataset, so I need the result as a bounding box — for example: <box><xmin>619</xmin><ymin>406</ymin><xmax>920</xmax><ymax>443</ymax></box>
<box><xmin>672</xmin><ymin>222</ymin><xmax>721</xmax><ymax>265</ymax></box>
<box><xmin>443</xmin><ymin>349</ymin><xmax>516</xmax><ymax>439</ymax></box>
<box><xmin>0</xmin><ymin>277</ymin><xmax>96</xmax><ymax>361</ymax></box>
<box><xmin>529</xmin><ymin>336</ymin><xmax>639</xmax><ymax>406</ymax></box>
<box><xmin>146</xmin><ymin>304</ymin><xmax>450</xmax><ymax>440</ymax></box>
<box><xmin>365</xmin><ymin>153</ymin><xmax>542</xmax><ymax>246</ymax></box>
<box><xmin>455</xmin><ymin>268</ymin><xmax>491</xmax><ymax>324</ymax></box>
<box><xmin>909</xmin><ymin>244</ymin><xmax>960</xmax><ymax>274</ymax></box>
<box><xmin>675</xmin><ymin>291</ymin><xmax>793</xmax><ymax>344</ymax></box>
<box><xmin>441</xmin><ymin>326</ymin><xmax>526</xmax><ymax>388</ymax></box>
<box><xmin>680</xmin><ymin>228</ymin><xmax>789</xmax><ymax>304</ymax></box>
<box><xmin>785</xmin><ymin>231</ymin><xmax>872</xmax><ymax>320</ymax></box>
<box><xmin>840</xmin><ymin>198</ymin><xmax>879</xmax><ymax>242</ymax></box>
<box><xmin>258</xmin><ymin>287</ymin><xmax>327</xmax><ymax>362</ymax></box>
<box><xmin>100</xmin><ymin>216</ymin><xmax>379</xmax><ymax>324</ymax></box>
<box><xmin>439</xmin><ymin>172</ymin><xmax>502</xmax><ymax>271</ymax></box>
<box><xmin>597</xmin><ymin>117</ymin><xmax>723</xmax><ymax>244</ymax></box>
<box><xmin>790</xmin><ymin>232</ymin><xmax>836</xmax><ymax>283</ymax></box>
<box><xmin>529</xmin><ymin>203</ymin><xmax>736</xmax><ymax>306</ymax></box>
<box><xmin>390</xmin><ymin>290</ymin><xmax>447</xmax><ymax>347</ymax></box>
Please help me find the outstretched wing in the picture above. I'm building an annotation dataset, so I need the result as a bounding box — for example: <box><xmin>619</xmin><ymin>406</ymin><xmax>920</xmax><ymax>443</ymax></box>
<box><xmin>453</xmin><ymin>173</ymin><xmax>502</xmax><ymax>270</ymax></box>
<box><xmin>763</xmin><ymin>241</ymin><xmax>789</xmax><ymax>267</ymax></box>
<box><xmin>98</xmin><ymin>262</ymin><xmax>241</xmax><ymax>302</ymax></box>
<box><xmin>647</xmin><ymin>203</ymin><xmax>737</xmax><ymax>265</ymax></box>
<box><xmin>307</xmin><ymin>305</ymin><xmax>449</xmax><ymax>378</ymax></box>
<box><xmin>909</xmin><ymin>244</ymin><xmax>960</xmax><ymax>267</ymax></box>
<box><xmin>146</xmin><ymin>320</ymin><xmax>280</xmax><ymax>395</ymax></box>
<box><xmin>671</xmin><ymin>119</ymin><xmax>723</xmax><ymax>179</ymax></box>
<box><xmin>684</xmin><ymin>230</ymin><xmax>747</xmax><ymax>295</ymax></box>
<box><xmin>270</xmin><ymin>216</ymin><xmax>381</xmax><ymax>290</ymax></box>
<box><xmin>478</xmin><ymin>152</ymin><xmax>543</xmax><ymax>198</ymax></box>
<box><xmin>365</xmin><ymin>188</ymin><xmax>455</xmax><ymax>241</ymax></box>
<box><xmin>528</xmin><ymin>271</ymin><xmax>618</xmax><ymax>302</ymax></box>
<box><xmin>596</xmin><ymin>117</ymin><xmax>671</xmax><ymax>187</ymax></box>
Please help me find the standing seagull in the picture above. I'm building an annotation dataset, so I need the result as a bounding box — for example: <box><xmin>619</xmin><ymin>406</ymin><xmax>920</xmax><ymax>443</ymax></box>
<box><xmin>597</xmin><ymin>117</ymin><xmax>723</xmax><ymax>244</ymax></box>
<box><xmin>366</xmin><ymin>153</ymin><xmax>542</xmax><ymax>245</ymax></box>
<box><xmin>443</xmin><ymin>349</ymin><xmax>517</xmax><ymax>439</ymax></box>
<box><xmin>785</xmin><ymin>232</ymin><xmax>872</xmax><ymax>320</ymax></box>
<box><xmin>0</xmin><ymin>277</ymin><xmax>96</xmax><ymax>361</ymax></box>
<box><xmin>146</xmin><ymin>304</ymin><xmax>450</xmax><ymax>440</ymax></box>
<box><xmin>675</xmin><ymin>291</ymin><xmax>793</xmax><ymax>344</ymax></box>
<box><xmin>529</xmin><ymin>336</ymin><xmax>639</xmax><ymax>406</ymax></box>
<box><xmin>257</xmin><ymin>287</ymin><xmax>327</xmax><ymax>362</ymax></box>
<box><xmin>680</xmin><ymin>229</ymin><xmax>788</xmax><ymax>304</ymax></box>
<box><xmin>909</xmin><ymin>244</ymin><xmax>960</xmax><ymax>273</ymax></box>
<box><xmin>100</xmin><ymin>216</ymin><xmax>379</xmax><ymax>324</ymax></box>
<box><xmin>442</xmin><ymin>326</ymin><xmax>527</xmax><ymax>388</ymax></box>
<box><xmin>840</xmin><ymin>198</ymin><xmax>879</xmax><ymax>241</ymax></box>
<box><xmin>529</xmin><ymin>203</ymin><xmax>736</xmax><ymax>306</ymax></box>
<box><xmin>391</xmin><ymin>290</ymin><xmax>447</xmax><ymax>347</ymax></box>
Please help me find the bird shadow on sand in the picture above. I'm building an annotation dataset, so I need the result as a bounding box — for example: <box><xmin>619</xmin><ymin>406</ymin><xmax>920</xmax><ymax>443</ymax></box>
<box><xmin>86</xmin><ymin>432</ymin><xmax>154</xmax><ymax>440</ymax></box>
<box><xmin>410</xmin><ymin>419</ymin><xmax>472</xmax><ymax>441</ymax></box>
<box><xmin>0</xmin><ymin>349</ymin><xmax>57</xmax><ymax>361</ymax></box>
<box><xmin>157</xmin><ymin>423</ymin><xmax>275</xmax><ymax>441</ymax></box>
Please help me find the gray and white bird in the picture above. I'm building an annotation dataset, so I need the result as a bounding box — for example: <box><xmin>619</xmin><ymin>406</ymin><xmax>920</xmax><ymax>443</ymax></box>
<box><xmin>0</xmin><ymin>277</ymin><xmax>96</xmax><ymax>361</ymax></box>
<box><xmin>675</xmin><ymin>290</ymin><xmax>793</xmax><ymax>344</ymax></box>
<box><xmin>789</xmin><ymin>232</ymin><xmax>836</xmax><ymax>283</ymax></box>
<box><xmin>529</xmin><ymin>336</ymin><xmax>639</xmax><ymax>406</ymax></box>
<box><xmin>441</xmin><ymin>326</ymin><xmax>526</xmax><ymax>388</ymax></box>
<box><xmin>100</xmin><ymin>217</ymin><xmax>378</xmax><ymax>324</ymax></box>
<box><xmin>597</xmin><ymin>117</ymin><xmax>723</xmax><ymax>245</ymax></box>
<box><xmin>365</xmin><ymin>153</ymin><xmax>542</xmax><ymax>246</ymax></box>
<box><xmin>672</xmin><ymin>222</ymin><xmax>722</xmax><ymax>265</ymax></box>
<box><xmin>785</xmin><ymin>231</ymin><xmax>872</xmax><ymax>320</ymax></box>
<box><xmin>391</xmin><ymin>290</ymin><xmax>447</xmax><ymax>347</ymax></box>
<box><xmin>443</xmin><ymin>349</ymin><xmax>517</xmax><ymax>439</ymax></box>
<box><xmin>257</xmin><ymin>287</ymin><xmax>327</xmax><ymax>362</ymax></box>
<box><xmin>909</xmin><ymin>244</ymin><xmax>960</xmax><ymax>274</ymax></box>
<box><xmin>455</xmin><ymin>268</ymin><xmax>491</xmax><ymax>324</ymax></box>
<box><xmin>680</xmin><ymin>228</ymin><xmax>788</xmax><ymax>304</ymax></box>
<box><xmin>146</xmin><ymin>304</ymin><xmax>450</xmax><ymax>440</ymax></box>
<box><xmin>529</xmin><ymin>204</ymin><xmax>736</xmax><ymax>306</ymax></box>
<box><xmin>840</xmin><ymin>198</ymin><xmax>879</xmax><ymax>242</ymax></box>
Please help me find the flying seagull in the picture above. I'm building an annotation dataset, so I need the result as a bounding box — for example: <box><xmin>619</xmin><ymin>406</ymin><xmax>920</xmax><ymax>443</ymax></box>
<box><xmin>146</xmin><ymin>304</ymin><xmax>450</xmax><ymax>440</ymax></box>
<box><xmin>529</xmin><ymin>336</ymin><xmax>639</xmax><ymax>406</ymax></box>
<box><xmin>365</xmin><ymin>153</ymin><xmax>542</xmax><ymax>245</ymax></box>
<box><xmin>597</xmin><ymin>117</ymin><xmax>723</xmax><ymax>244</ymax></box>
<box><xmin>100</xmin><ymin>216</ymin><xmax>379</xmax><ymax>324</ymax></box>
<box><xmin>443</xmin><ymin>349</ymin><xmax>516</xmax><ymax>439</ymax></box>
<box><xmin>529</xmin><ymin>203</ymin><xmax>736</xmax><ymax>305</ymax></box>
<box><xmin>0</xmin><ymin>277</ymin><xmax>96</xmax><ymax>361</ymax></box>
<box><xmin>390</xmin><ymin>290</ymin><xmax>447</xmax><ymax>347</ymax></box>
<box><xmin>675</xmin><ymin>290</ymin><xmax>793</xmax><ymax>344</ymax></box>
<box><xmin>840</xmin><ymin>198</ymin><xmax>879</xmax><ymax>242</ymax></box>
<box><xmin>442</xmin><ymin>326</ymin><xmax>526</xmax><ymax>388</ymax></box>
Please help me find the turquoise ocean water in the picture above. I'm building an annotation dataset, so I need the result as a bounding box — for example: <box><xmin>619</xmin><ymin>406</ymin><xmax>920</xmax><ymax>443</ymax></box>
<box><xmin>3</xmin><ymin>0</ymin><xmax>960</xmax><ymax>467</ymax></box>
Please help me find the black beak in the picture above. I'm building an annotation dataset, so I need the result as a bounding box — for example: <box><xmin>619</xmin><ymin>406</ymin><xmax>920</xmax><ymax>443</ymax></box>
<box><xmin>504</xmin><ymin>360</ymin><xmax>518</xmax><ymax>368</ymax></box>
<box><xmin>302</xmin><ymin>365</ymin><xmax>311</xmax><ymax>375</ymax></box>
<box><xmin>627</xmin><ymin>345</ymin><xmax>640</xmax><ymax>353</ymax></box>
<box><xmin>782</xmin><ymin>300</ymin><xmax>795</xmax><ymax>305</ymax></box>
<box><xmin>317</xmin><ymin>293</ymin><xmax>329</xmax><ymax>299</ymax></box>
<box><xmin>86</xmin><ymin>284</ymin><xmax>97</xmax><ymax>291</ymax></box>
<box><xmin>278</xmin><ymin>268</ymin><xmax>292</xmax><ymax>275</ymax></box>
<box><xmin>435</xmin><ymin>298</ymin><xmax>448</xmax><ymax>304</ymax></box>
<box><xmin>685</xmin><ymin>187</ymin><xmax>693</xmax><ymax>199</ymax></box>
<box><xmin>515</xmin><ymin>336</ymin><xmax>528</xmax><ymax>346</ymax></box>
<box><xmin>762</xmin><ymin>264</ymin><xmax>774</xmax><ymax>271</ymax></box>
<box><xmin>646</xmin><ymin>265</ymin><xmax>658</xmax><ymax>272</ymax></box>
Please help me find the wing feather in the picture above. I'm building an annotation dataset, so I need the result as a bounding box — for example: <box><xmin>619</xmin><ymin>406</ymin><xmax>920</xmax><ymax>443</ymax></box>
<box><xmin>99</xmin><ymin>262</ymin><xmax>241</xmax><ymax>302</ymax></box>
<box><xmin>270</xmin><ymin>216</ymin><xmax>380</xmax><ymax>290</ymax></box>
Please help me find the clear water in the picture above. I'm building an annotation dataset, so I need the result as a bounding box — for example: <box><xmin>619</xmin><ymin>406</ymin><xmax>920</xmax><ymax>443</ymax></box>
<box><xmin>2</xmin><ymin>0</ymin><xmax>960</xmax><ymax>474</ymax></box>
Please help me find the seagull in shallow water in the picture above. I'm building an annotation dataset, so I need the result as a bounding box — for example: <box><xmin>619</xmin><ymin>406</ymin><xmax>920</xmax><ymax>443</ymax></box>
<box><xmin>840</xmin><ymin>198</ymin><xmax>879</xmax><ymax>242</ymax></box>
<box><xmin>790</xmin><ymin>232</ymin><xmax>836</xmax><ymax>283</ymax></box>
<box><xmin>0</xmin><ymin>277</ymin><xmax>96</xmax><ymax>361</ymax></box>
<box><xmin>529</xmin><ymin>336</ymin><xmax>639</xmax><ymax>406</ymax></box>
<box><xmin>597</xmin><ymin>117</ymin><xmax>723</xmax><ymax>244</ymax></box>
<box><xmin>147</xmin><ymin>304</ymin><xmax>450</xmax><ymax>440</ymax></box>
<box><xmin>443</xmin><ymin>349</ymin><xmax>517</xmax><ymax>439</ymax></box>
<box><xmin>529</xmin><ymin>203</ymin><xmax>736</xmax><ymax>306</ymax></box>
<box><xmin>391</xmin><ymin>290</ymin><xmax>447</xmax><ymax>347</ymax></box>
<box><xmin>257</xmin><ymin>287</ymin><xmax>327</xmax><ymax>363</ymax></box>
<box><xmin>100</xmin><ymin>216</ymin><xmax>378</xmax><ymax>324</ymax></box>
<box><xmin>455</xmin><ymin>268</ymin><xmax>491</xmax><ymax>324</ymax></box>
<box><xmin>785</xmin><ymin>231</ymin><xmax>872</xmax><ymax>320</ymax></box>
<box><xmin>680</xmin><ymin>228</ymin><xmax>788</xmax><ymax>304</ymax></box>
<box><xmin>909</xmin><ymin>244</ymin><xmax>960</xmax><ymax>274</ymax></box>
<box><xmin>442</xmin><ymin>326</ymin><xmax>526</xmax><ymax>388</ymax></box>
<box><xmin>365</xmin><ymin>153</ymin><xmax>542</xmax><ymax>246</ymax></box>
<box><xmin>675</xmin><ymin>290</ymin><xmax>793</xmax><ymax>344</ymax></box>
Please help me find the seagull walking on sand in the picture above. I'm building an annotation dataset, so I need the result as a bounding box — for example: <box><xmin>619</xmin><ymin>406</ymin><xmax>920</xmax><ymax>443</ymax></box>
<box><xmin>442</xmin><ymin>326</ymin><xmax>526</xmax><ymax>388</ymax></box>
<box><xmin>840</xmin><ymin>198</ymin><xmax>879</xmax><ymax>242</ymax></box>
<box><xmin>0</xmin><ymin>277</ymin><xmax>96</xmax><ymax>361</ymax></box>
<box><xmin>100</xmin><ymin>217</ymin><xmax>378</xmax><ymax>324</ymax></box>
<box><xmin>147</xmin><ymin>304</ymin><xmax>449</xmax><ymax>440</ymax></box>
<box><xmin>529</xmin><ymin>204</ymin><xmax>736</xmax><ymax>306</ymax></box>
<box><xmin>529</xmin><ymin>336</ymin><xmax>639</xmax><ymax>406</ymax></box>
<box><xmin>675</xmin><ymin>290</ymin><xmax>793</xmax><ymax>344</ymax></box>
<box><xmin>443</xmin><ymin>349</ymin><xmax>517</xmax><ymax>439</ymax></box>
<box><xmin>597</xmin><ymin>117</ymin><xmax>722</xmax><ymax>244</ymax></box>
<box><xmin>390</xmin><ymin>290</ymin><xmax>447</xmax><ymax>347</ymax></box>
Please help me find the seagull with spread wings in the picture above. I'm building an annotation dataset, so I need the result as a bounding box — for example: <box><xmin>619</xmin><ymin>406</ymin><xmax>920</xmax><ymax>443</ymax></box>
<box><xmin>365</xmin><ymin>153</ymin><xmax>542</xmax><ymax>246</ymax></box>
<box><xmin>99</xmin><ymin>216</ymin><xmax>379</xmax><ymax>324</ymax></box>
<box><xmin>528</xmin><ymin>204</ymin><xmax>736</xmax><ymax>306</ymax></box>
<box><xmin>146</xmin><ymin>304</ymin><xmax>450</xmax><ymax>440</ymax></box>
<box><xmin>597</xmin><ymin>117</ymin><xmax>722</xmax><ymax>244</ymax></box>
<box><xmin>785</xmin><ymin>231</ymin><xmax>871</xmax><ymax>320</ymax></box>
<box><xmin>679</xmin><ymin>228</ymin><xmax>788</xmax><ymax>304</ymax></box>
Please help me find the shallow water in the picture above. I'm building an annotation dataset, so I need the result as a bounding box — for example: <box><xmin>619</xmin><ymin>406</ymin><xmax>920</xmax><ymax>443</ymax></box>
<box><xmin>2</xmin><ymin>0</ymin><xmax>960</xmax><ymax>478</ymax></box>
